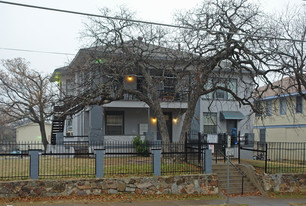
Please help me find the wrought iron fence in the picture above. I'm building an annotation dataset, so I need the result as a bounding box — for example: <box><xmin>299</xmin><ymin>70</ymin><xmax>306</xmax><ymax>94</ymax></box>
<box><xmin>0</xmin><ymin>141</ymin><xmax>43</xmax><ymax>180</ymax></box>
<box><xmin>104</xmin><ymin>141</ymin><xmax>153</xmax><ymax>177</ymax></box>
<box><xmin>0</xmin><ymin>140</ymin><xmax>205</xmax><ymax>180</ymax></box>
<box><xmin>265</xmin><ymin>142</ymin><xmax>306</xmax><ymax>174</ymax></box>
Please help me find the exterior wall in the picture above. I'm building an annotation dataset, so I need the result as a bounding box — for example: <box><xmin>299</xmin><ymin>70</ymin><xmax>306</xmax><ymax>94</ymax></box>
<box><xmin>199</xmin><ymin>74</ymin><xmax>254</xmax><ymax>136</ymax></box>
<box><xmin>0</xmin><ymin>174</ymin><xmax>218</xmax><ymax>198</ymax></box>
<box><xmin>253</xmin><ymin>96</ymin><xmax>306</xmax><ymax>142</ymax></box>
<box><xmin>102</xmin><ymin>108</ymin><xmax>184</xmax><ymax>142</ymax></box>
<box><xmin>16</xmin><ymin>123</ymin><xmax>51</xmax><ymax>142</ymax></box>
<box><xmin>200</xmin><ymin>100</ymin><xmax>253</xmax><ymax>135</ymax></box>
<box><xmin>16</xmin><ymin>123</ymin><xmax>51</xmax><ymax>150</ymax></box>
<box><xmin>57</xmin><ymin>66</ymin><xmax>254</xmax><ymax>143</ymax></box>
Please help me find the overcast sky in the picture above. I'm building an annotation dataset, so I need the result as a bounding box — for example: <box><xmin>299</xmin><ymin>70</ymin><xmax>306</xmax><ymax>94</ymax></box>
<box><xmin>0</xmin><ymin>0</ymin><xmax>304</xmax><ymax>74</ymax></box>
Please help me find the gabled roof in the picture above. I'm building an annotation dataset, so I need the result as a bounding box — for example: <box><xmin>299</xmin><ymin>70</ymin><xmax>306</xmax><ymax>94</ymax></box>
<box><xmin>254</xmin><ymin>76</ymin><xmax>306</xmax><ymax>100</ymax></box>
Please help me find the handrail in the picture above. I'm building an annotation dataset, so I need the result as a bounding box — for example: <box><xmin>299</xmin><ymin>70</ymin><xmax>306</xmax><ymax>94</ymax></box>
<box><xmin>215</xmin><ymin>148</ymin><xmax>246</xmax><ymax>195</ymax></box>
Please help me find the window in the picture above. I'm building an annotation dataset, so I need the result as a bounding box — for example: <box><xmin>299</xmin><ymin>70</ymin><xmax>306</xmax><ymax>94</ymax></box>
<box><xmin>259</xmin><ymin>128</ymin><xmax>266</xmax><ymax>145</ymax></box>
<box><xmin>255</xmin><ymin>101</ymin><xmax>263</xmax><ymax>117</ymax></box>
<box><xmin>203</xmin><ymin>78</ymin><xmax>237</xmax><ymax>100</ymax></box>
<box><xmin>203</xmin><ymin>113</ymin><xmax>217</xmax><ymax>134</ymax></box>
<box><xmin>280</xmin><ymin>98</ymin><xmax>286</xmax><ymax>115</ymax></box>
<box><xmin>296</xmin><ymin>96</ymin><xmax>303</xmax><ymax>113</ymax></box>
<box><xmin>265</xmin><ymin>100</ymin><xmax>272</xmax><ymax>116</ymax></box>
<box><xmin>105</xmin><ymin>111</ymin><xmax>124</xmax><ymax>135</ymax></box>
<box><xmin>66</xmin><ymin>119</ymin><xmax>73</xmax><ymax>136</ymax></box>
<box><xmin>65</xmin><ymin>79</ymin><xmax>74</xmax><ymax>96</ymax></box>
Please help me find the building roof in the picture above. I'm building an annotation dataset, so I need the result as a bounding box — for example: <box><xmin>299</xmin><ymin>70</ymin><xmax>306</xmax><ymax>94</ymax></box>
<box><xmin>254</xmin><ymin>76</ymin><xmax>306</xmax><ymax>100</ymax></box>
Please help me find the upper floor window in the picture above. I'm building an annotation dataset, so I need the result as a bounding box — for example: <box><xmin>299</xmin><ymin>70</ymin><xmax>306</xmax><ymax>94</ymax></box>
<box><xmin>296</xmin><ymin>96</ymin><xmax>303</xmax><ymax>113</ymax></box>
<box><xmin>254</xmin><ymin>101</ymin><xmax>263</xmax><ymax>117</ymax></box>
<box><xmin>203</xmin><ymin>78</ymin><xmax>237</xmax><ymax>100</ymax></box>
<box><xmin>280</xmin><ymin>98</ymin><xmax>287</xmax><ymax>115</ymax></box>
<box><xmin>203</xmin><ymin>112</ymin><xmax>217</xmax><ymax>134</ymax></box>
<box><xmin>65</xmin><ymin>79</ymin><xmax>74</xmax><ymax>96</ymax></box>
<box><xmin>265</xmin><ymin>100</ymin><xmax>272</xmax><ymax>116</ymax></box>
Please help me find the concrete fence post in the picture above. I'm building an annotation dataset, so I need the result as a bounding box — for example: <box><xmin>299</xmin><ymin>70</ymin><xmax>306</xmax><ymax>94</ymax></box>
<box><xmin>152</xmin><ymin>148</ymin><xmax>161</xmax><ymax>176</ymax></box>
<box><xmin>29</xmin><ymin>150</ymin><xmax>40</xmax><ymax>179</ymax></box>
<box><xmin>203</xmin><ymin>149</ymin><xmax>212</xmax><ymax>174</ymax></box>
<box><xmin>95</xmin><ymin>148</ymin><xmax>105</xmax><ymax>178</ymax></box>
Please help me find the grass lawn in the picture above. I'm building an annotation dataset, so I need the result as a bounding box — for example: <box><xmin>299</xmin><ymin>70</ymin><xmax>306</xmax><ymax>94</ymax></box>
<box><xmin>241</xmin><ymin>159</ymin><xmax>306</xmax><ymax>174</ymax></box>
<box><xmin>0</xmin><ymin>155</ymin><xmax>203</xmax><ymax>180</ymax></box>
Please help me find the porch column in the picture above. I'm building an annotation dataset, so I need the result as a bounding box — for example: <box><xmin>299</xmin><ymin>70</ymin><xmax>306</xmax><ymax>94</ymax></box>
<box><xmin>89</xmin><ymin>105</ymin><xmax>104</xmax><ymax>144</ymax></box>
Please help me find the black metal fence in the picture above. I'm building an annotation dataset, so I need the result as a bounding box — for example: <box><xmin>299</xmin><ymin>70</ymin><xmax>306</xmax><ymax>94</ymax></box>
<box><xmin>0</xmin><ymin>140</ymin><xmax>205</xmax><ymax>180</ymax></box>
<box><xmin>186</xmin><ymin>131</ymin><xmax>227</xmax><ymax>163</ymax></box>
<box><xmin>265</xmin><ymin>142</ymin><xmax>306</xmax><ymax>174</ymax></box>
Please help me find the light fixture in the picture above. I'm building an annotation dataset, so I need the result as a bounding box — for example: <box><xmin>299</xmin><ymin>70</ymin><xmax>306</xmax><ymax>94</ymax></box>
<box><xmin>151</xmin><ymin>117</ymin><xmax>157</xmax><ymax>124</ymax></box>
<box><xmin>126</xmin><ymin>76</ymin><xmax>134</xmax><ymax>82</ymax></box>
<box><xmin>173</xmin><ymin>118</ymin><xmax>178</xmax><ymax>124</ymax></box>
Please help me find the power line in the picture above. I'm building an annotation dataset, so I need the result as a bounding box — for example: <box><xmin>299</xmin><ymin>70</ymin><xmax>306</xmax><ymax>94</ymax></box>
<box><xmin>0</xmin><ymin>47</ymin><xmax>75</xmax><ymax>55</ymax></box>
<box><xmin>0</xmin><ymin>0</ymin><xmax>305</xmax><ymax>43</ymax></box>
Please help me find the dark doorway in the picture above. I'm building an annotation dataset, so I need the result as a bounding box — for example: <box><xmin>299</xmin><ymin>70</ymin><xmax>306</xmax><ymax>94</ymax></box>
<box><xmin>157</xmin><ymin>112</ymin><xmax>173</xmax><ymax>142</ymax></box>
<box><xmin>226</xmin><ymin>120</ymin><xmax>237</xmax><ymax>135</ymax></box>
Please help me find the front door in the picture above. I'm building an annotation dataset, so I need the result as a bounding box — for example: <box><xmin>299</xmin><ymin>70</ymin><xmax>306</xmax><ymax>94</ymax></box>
<box><xmin>157</xmin><ymin>112</ymin><xmax>173</xmax><ymax>142</ymax></box>
<box><xmin>226</xmin><ymin>120</ymin><xmax>237</xmax><ymax>135</ymax></box>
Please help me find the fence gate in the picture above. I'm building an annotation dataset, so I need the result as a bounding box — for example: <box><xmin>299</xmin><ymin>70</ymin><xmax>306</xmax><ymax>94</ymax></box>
<box><xmin>186</xmin><ymin>131</ymin><xmax>228</xmax><ymax>163</ymax></box>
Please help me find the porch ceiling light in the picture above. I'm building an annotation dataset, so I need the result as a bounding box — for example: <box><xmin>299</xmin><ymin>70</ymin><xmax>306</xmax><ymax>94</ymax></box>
<box><xmin>126</xmin><ymin>76</ymin><xmax>134</xmax><ymax>82</ymax></box>
<box><xmin>151</xmin><ymin>117</ymin><xmax>157</xmax><ymax>124</ymax></box>
<box><xmin>173</xmin><ymin>118</ymin><xmax>178</xmax><ymax>124</ymax></box>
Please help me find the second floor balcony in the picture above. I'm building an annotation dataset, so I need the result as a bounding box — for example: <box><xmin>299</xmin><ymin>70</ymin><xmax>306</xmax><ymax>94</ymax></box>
<box><xmin>122</xmin><ymin>90</ymin><xmax>190</xmax><ymax>102</ymax></box>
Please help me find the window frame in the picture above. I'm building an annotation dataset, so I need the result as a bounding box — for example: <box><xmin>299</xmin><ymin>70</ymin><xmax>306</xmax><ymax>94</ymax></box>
<box><xmin>105</xmin><ymin>111</ymin><xmax>124</xmax><ymax>135</ymax></box>
<box><xmin>280</xmin><ymin>98</ymin><xmax>287</xmax><ymax>115</ymax></box>
<box><xmin>203</xmin><ymin>112</ymin><xmax>217</xmax><ymax>134</ymax></box>
<box><xmin>203</xmin><ymin>78</ymin><xmax>237</xmax><ymax>100</ymax></box>
<box><xmin>265</xmin><ymin>100</ymin><xmax>272</xmax><ymax>116</ymax></box>
<box><xmin>66</xmin><ymin>119</ymin><xmax>73</xmax><ymax>136</ymax></box>
<box><xmin>296</xmin><ymin>96</ymin><xmax>303</xmax><ymax>113</ymax></box>
<box><xmin>255</xmin><ymin>100</ymin><xmax>262</xmax><ymax>117</ymax></box>
<box><xmin>259</xmin><ymin>128</ymin><xmax>266</xmax><ymax>145</ymax></box>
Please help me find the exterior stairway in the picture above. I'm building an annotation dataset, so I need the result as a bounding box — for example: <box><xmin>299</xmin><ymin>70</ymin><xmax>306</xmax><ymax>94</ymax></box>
<box><xmin>50</xmin><ymin>106</ymin><xmax>65</xmax><ymax>145</ymax></box>
<box><xmin>213</xmin><ymin>163</ymin><xmax>259</xmax><ymax>195</ymax></box>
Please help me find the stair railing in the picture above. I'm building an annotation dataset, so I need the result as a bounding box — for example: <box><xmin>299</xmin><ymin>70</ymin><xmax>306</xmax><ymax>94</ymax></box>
<box><xmin>215</xmin><ymin>149</ymin><xmax>247</xmax><ymax>195</ymax></box>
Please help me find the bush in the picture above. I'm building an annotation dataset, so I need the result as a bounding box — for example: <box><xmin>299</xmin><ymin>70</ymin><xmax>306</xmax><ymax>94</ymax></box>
<box><xmin>132</xmin><ymin>135</ymin><xmax>149</xmax><ymax>156</ymax></box>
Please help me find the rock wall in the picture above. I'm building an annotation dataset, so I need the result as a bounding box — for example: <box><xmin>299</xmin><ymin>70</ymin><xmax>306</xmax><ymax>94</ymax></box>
<box><xmin>0</xmin><ymin>174</ymin><xmax>218</xmax><ymax>198</ymax></box>
<box><xmin>262</xmin><ymin>173</ymin><xmax>306</xmax><ymax>193</ymax></box>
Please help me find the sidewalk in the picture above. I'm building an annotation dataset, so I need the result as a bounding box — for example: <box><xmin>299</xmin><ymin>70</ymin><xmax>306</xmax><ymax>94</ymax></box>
<box><xmin>40</xmin><ymin>196</ymin><xmax>306</xmax><ymax>206</ymax></box>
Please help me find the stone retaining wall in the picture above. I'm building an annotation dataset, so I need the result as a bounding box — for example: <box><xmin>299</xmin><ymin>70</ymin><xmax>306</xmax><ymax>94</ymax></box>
<box><xmin>262</xmin><ymin>173</ymin><xmax>306</xmax><ymax>193</ymax></box>
<box><xmin>0</xmin><ymin>174</ymin><xmax>218</xmax><ymax>198</ymax></box>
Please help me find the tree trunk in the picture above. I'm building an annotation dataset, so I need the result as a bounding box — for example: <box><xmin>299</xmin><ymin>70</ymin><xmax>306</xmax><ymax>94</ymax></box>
<box><xmin>179</xmin><ymin>90</ymin><xmax>200</xmax><ymax>144</ymax></box>
<box><xmin>151</xmin><ymin>102</ymin><xmax>170</xmax><ymax>143</ymax></box>
<box><xmin>38</xmin><ymin>121</ymin><xmax>48</xmax><ymax>151</ymax></box>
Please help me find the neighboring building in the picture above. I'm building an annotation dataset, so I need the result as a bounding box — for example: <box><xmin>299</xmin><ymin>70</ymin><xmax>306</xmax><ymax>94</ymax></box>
<box><xmin>253</xmin><ymin>76</ymin><xmax>306</xmax><ymax>143</ymax></box>
<box><xmin>16</xmin><ymin>122</ymin><xmax>52</xmax><ymax>150</ymax></box>
<box><xmin>51</xmin><ymin>46</ymin><xmax>254</xmax><ymax>143</ymax></box>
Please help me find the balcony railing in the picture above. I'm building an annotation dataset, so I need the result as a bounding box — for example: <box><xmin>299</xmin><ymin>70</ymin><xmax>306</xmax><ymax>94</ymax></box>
<box><xmin>121</xmin><ymin>90</ymin><xmax>190</xmax><ymax>102</ymax></box>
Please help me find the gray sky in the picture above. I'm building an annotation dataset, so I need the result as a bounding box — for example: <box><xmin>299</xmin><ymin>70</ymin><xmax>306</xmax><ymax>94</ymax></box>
<box><xmin>0</xmin><ymin>0</ymin><xmax>304</xmax><ymax>74</ymax></box>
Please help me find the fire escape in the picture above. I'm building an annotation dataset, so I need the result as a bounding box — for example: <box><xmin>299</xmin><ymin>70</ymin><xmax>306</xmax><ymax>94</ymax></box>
<box><xmin>50</xmin><ymin>106</ymin><xmax>65</xmax><ymax>145</ymax></box>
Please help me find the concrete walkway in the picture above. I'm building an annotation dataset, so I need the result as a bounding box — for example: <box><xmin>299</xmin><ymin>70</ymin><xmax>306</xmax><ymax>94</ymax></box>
<box><xmin>41</xmin><ymin>196</ymin><xmax>306</xmax><ymax>206</ymax></box>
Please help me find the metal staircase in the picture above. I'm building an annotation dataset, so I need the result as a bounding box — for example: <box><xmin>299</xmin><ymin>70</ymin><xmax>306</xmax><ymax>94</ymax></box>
<box><xmin>50</xmin><ymin>106</ymin><xmax>65</xmax><ymax>145</ymax></box>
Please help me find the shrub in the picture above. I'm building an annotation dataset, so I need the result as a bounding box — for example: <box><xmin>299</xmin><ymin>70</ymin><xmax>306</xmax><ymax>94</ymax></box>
<box><xmin>132</xmin><ymin>135</ymin><xmax>149</xmax><ymax>156</ymax></box>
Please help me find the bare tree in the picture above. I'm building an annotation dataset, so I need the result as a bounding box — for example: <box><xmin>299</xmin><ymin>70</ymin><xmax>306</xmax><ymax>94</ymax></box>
<box><xmin>62</xmin><ymin>0</ymin><xmax>275</xmax><ymax>143</ymax></box>
<box><xmin>0</xmin><ymin>58</ymin><xmax>55</xmax><ymax>149</ymax></box>
<box><xmin>268</xmin><ymin>5</ymin><xmax>306</xmax><ymax>96</ymax></box>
